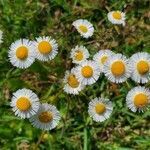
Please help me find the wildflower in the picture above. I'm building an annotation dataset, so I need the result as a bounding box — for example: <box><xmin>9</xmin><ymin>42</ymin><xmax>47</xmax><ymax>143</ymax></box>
<box><xmin>75</xmin><ymin>60</ymin><xmax>100</xmax><ymax>85</ymax></box>
<box><xmin>72</xmin><ymin>19</ymin><xmax>94</xmax><ymax>38</ymax></box>
<box><xmin>70</xmin><ymin>45</ymin><xmax>89</xmax><ymax>64</ymax></box>
<box><xmin>63</xmin><ymin>68</ymin><xmax>85</xmax><ymax>95</ymax></box>
<box><xmin>129</xmin><ymin>52</ymin><xmax>150</xmax><ymax>83</ymax></box>
<box><xmin>29</xmin><ymin>103</ymin><xmax>61</xmax><ymax>130</ymax></box>
<box><xmin>126</xmin><ymin>86</ymin><xmax>150</xmax><ymax>112</ymax></box>
<box><xmin>103</xmin><ymin>54</ymin><xmax>131</xmax><ymax>83</ymax></box>
<box><xmin>34</xmin><ymin>36</ymin><xmax>58</xmax><ymax>61</ymax></box>
<box><xmin>8</xmin><ymin>39</ymin><xmax>35</xmax><ymax>69</ymax></box>
<box><xmin>88</xmin><ymin>97</ymin><xmax>113</xmax><ymax>122</ymax></box>
<box><xmin>107</xmin><ymin>11</ymin><xmax>125</xmax><ymax>26</ymax></box>
<box><xmin>93</xmin><ymin>49</ymin><xmax>115</xmax><ymax>72</ymax></box>
<box><xmin>10</xmin><ymin>88</ymin><xmax>40</xmax><ymax>119</ymax></box>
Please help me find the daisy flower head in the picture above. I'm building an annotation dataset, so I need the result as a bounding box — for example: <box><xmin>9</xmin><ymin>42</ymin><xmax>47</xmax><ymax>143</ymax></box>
<box><xmin>129</xmin><ymin>52</ymin><xmax>150</xmax><ymax>84</ymax></box>
<box><xmin>70</xmin><ymin>45</ymin><xmax>90</xmax><ymax>64</ymax></box>
<box><xmin>10</xmin><ymin>88</ymin><xmax>40</xmax><ymax>119</ymax></box>
<box><xmin>103</xmin><ymin>53</ymin><xmax>131</xmax><ymax>83</ymax></box>
<box><xmin>0</xmin><ymin>30</ymin><xmax>3</xmax><ymax>44</ymax></box>
<box><xmin>93</xmin><ymin>49</ymin><xmax>115</xmax><ymax>72</ymax></box>
<box><xmin>29</xmin><ymin>103</ymin><xmax>61</xmax><ymax>130</ymax></box>
<box><xmin>8</xmin><ymin>39</ymin><xmax>35</xmax><ymax>69</ymax></box>
<box><xmin>34</xmin><ymin>36</ymin><xmax>58</xmax><ymax>61</ymax></box>
<box><xmin>126</xmin><ymin>86</ymin><xmax>150</xmax><ymax>113</ymax></box>
<box><xmin>88</xmin><ymin>97</ymin><xmax>113</xmax><ymax>122</ymax></box>
<box><xmin>72</xmin><ymin>19</ymin><xmax>94</xmax><ymax>38</ymax></box>
<box><xmin>63</xmin><ymin>68</ymin><xmax>85</xmax><ymax>95</ymax></box>
<box><xmin>107</xmin><ymin>11</ymin><xmax>125</xmax><ymax>26</ymax></box>
<box><xmin>75</xmin><ymin>60</ymin><xmax>100</xmax><ymax>85</ymax></box>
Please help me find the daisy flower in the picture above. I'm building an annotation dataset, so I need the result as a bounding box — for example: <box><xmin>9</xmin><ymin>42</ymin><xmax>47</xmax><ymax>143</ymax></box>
<box><xmin>70</xmin><ymin>45</ymin><xmax>90</xmax><ymax>64</ymax></box>
<box><xmin>93</xmin><ymin>49</ymin><xmax>115</xmax><ymax>72</ymax></box>
<box><xmin>33</xmin><ymin>36</ymin><xmax>58</xmax><ymax>61</ymax></box>
<box><xmin>29</xmin><ymin>103</ymin><xmax>61</xmax><ymax>130</ymax></box>
<box><xmin>129</xmin><ymin>52</ymin><xmax>150</xmax><ymax>84</ymax></box>
<box><xmin>75</xmin><ymin>60</ymin><xmax>100</xmax><ymax>85</ymax></box>
<box><xmin>103</xmin><ymin>54</ymin><xmax>131</xmax><ymax>83</ymax></box>
<box><xmin>72</xmin><ymin>19</ymin><xmax>94</xmax><ymax>38</ymax></box>
<box><xmin>8</xmin><ymin>39</ymin><xmax>35</xmax><ymax>69</ymax></box>
<box><xmin>107</xmin><ymin>11</ymin><xmax>125</xmax><ymax>26</ymax></box>
<box><xmin>88</xmin><ymin>97</ymin><xmax>113</xmax><ymax>122</ymax></box>
<box><xmin>0</xmin><ymin>30</ymin><xmax>3</xmax><ymax>44</ymax></box>
<box><xmin>63</xmin><ymin>68</ymin><xmax>85</xmax><ymax>95</ymax></box>
<box><xmin>126</xmin><ymin>86</ymin><xmax>150</xmax><ymax>112</ymax></box>
<box><xmin>10</xmin><ymin>88</ymin><xmax>40</xmax><ymax>119</ymax></box>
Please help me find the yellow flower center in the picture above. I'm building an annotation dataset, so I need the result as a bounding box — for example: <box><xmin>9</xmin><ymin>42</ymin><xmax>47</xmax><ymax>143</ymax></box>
<box><xmin>137</xmin><ymin>60</ymin><xmax>149</xmax><ymax>75</ymax></box>
<box><xmin>16</xmin><ymin>97</ymin><xmax>31</xmax><ymax>111</ymax></box>
<box><xmin>134</xmin><ymin>93</ymin><xmax>148</xmax><ymax>108</ymax></box>
<box><xmin>79</xmin><ymin>25</ymin><xmax>88</xmax><ymax>33</ymax></box>
<box><xmin>112</xmin><ymin>11</ymin><xmax>122</xmax><ymax>20</ymax></box>
<box><xmin>101</xmin><ymin>56</ymin><xmax>108</xmax><ymax>64</ymax></box>
<box><xmin>75</xmin><ymin>51</ymin><xmax>83</xmax><ymax>61</ymax></box>
<box><xmin>67</xmin><ymin>74</ymin><xmax>79</xmax><ymax>88</ymax></box>
<box><xmin>81</xmin><ymin>66</ymin><xmax>93</xmax><ymax>78</ymax></box>
<box><xmin>111</xmin><ymin>61</ymin><xmax>125</xmax><ymax>76</ymax></box>
<box><xmin>16</xmin><ymin>46</ymin><xmax>28</xmax><ymax>60</ymax></box>
<box><xmin>38</xmin><ymin>41</ymin><xmax>52</xmax><ymax>54</ymax></box>
<box><xmin>38</xmin><ymin>111</ymin><xmax>53</xmax><ymax>123</ymax></box>
<box><xmin>95</xmin><ymin>103</ymin><xmax>106</xmax><ymax>114</ymax></box>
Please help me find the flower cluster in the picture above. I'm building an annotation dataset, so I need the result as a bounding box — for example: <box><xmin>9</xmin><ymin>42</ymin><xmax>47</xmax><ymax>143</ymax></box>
<box><xmin>7</xmin><ymin>10</ymin><xmax>150</xmax><ymax>129</ymax></box>
<box><xmin>8</xmin><ymin>37</ymin><xmax>58</xmax><ymax>69</ymax></box>
<box><xmin>63</xmin><ymin>47</ymin><xmax>150</xmax><ymax>122</ymax></box>
<box><xmin>10</xmin><ymin>88</ymin><xmax>61</xmax><ymax>130</ymax></box>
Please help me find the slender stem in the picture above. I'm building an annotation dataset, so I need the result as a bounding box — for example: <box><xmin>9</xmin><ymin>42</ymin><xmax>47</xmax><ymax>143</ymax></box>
<box><xmin>114</xmin><ymin>25</ymin><xmax>120</xmax><ymax>34</ymax></box>
<box><xmin>60</xmin><ymin>95</ymin><xmax>70</xmax><ymax>137</ymax></box>
<box><xmin>125</xmin><ymin>81</ymin><xmax>131</xmax><ymax>89</ymax></box>
<box><xmin>34</xmin><ymin>131</ymin><xmax>46</xmax><ymax>149</ymax></box>
<box><xmin>83</xmin><ymin>128</ymin><xmax>88</xmax><ymax>150</ymax></box>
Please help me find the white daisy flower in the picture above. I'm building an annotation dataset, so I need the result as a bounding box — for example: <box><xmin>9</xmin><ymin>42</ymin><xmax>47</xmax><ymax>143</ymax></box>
<box><xmin>0</xmin><ymin>30</ymin><xmax>3</xmax><ymax>44</ymax></box>
<box><xmin>29</xmin><ymin>103</ymin><xmax>61</xmax><ymax>130</ymax></box>
<box><xmin>70</xmin><ymin>45</ymin><xmax>90</xmax><ymax>64</ymax></box>
<box><xmin>129</xmin><ymin>52</ymin><xmax>150</xmax><ymax>84</ymax></box>
<box><xmin>63</xmin><ymin>68</ymin><xmax>85</xmax><ymax>95</ymax></box>
<box><xmin>72</xmin><ymin>19</ymin><xmax>94</xmax><ymax>38</ymax></box>
<box><xmin>10</xmin><ymin>88</ymin><xmax>40</xmax><ymax>119</ymax></box>
<box><xmin>107</xmin><ymin>11</ymin><xmax>126</xmax><ymax>26</ymax></box>
<box><xmin>88</xmin><ymin>97</ymin><xmax>113</xmax><ymax>122</ymax></box>
<box><xmin>126</xmin><ymin>86</ymin><xmax>150</xmax><ymax>112</ymax></box>
<box><xmin>93</xmin><ymin>49</ymin><xmax>115</xmax><ymax>72</ymax></box>
<box><xmin>8</xmin><ymin>39</ymin><xmax>35</xmax><ymax>69</ymax></box>
<box><xmin>75</xmin><ymin>60</ymin><xmax>100</xmax><ymax>85</ymax></box>
<box><xmin>33</xmin><ymin>36</ymin><xmax>58</xmax><ymax>61</ymax></box>
<box><xmin>103</xmin><ymin>54</ymin><xmax>131</xmax><ymax>83</ymax></box>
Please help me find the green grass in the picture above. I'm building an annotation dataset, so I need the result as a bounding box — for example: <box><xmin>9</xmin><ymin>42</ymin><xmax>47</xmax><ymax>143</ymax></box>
<box><xmin>0</xmin><ymin>0</ymin><xmax>150</xmax><ymax>149</ymax></box>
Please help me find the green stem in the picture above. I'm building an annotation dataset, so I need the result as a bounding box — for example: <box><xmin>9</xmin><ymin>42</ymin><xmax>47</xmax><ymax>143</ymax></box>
<box><xmin>84</xmin><ymin>127</ymin><xmax>88</xmax><ymax>150</ymax></box>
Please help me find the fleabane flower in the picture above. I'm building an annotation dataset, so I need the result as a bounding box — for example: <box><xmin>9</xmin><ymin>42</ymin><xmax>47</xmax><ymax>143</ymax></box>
<box><xmin>103</xmin><ymin>54</ymin><xmax>131</xmax><ymax>83</ymax></box>
<box><xmin>29</xmin><ymin>103</ymin><xmax>61</xmax><ymax>130</ymax></box>
<box><xmin>126</xmin><ymin>86</ymin><xmax>150</xmax><ymax>112</ymax></box>
<box><xmin>8</xmin><ymin>39</ymin><xmax>35</xmax><ymax>69</ymax></box>
<box><xmin>0</xmin><ymin>30</ymin><xmax>3</xmax><ymax>44</ymax></box>
<box><xmin>75</xmin><ymin>60</ymin><xmax>100</xmax><ymax>85</ymax></box>
<box><xmin>10</xmin><ymin>88</ymin><xmax>40</xmax><ymax>119</ymax></box>
<box><xmin>93</xmin><ymin>49</ymin><xmax>115</xmax><ymax>72</ymax></box>
<box><xmin>63</xmin><ymin>68</ymin><xmax>85</xmax><ymax>95</ymax></box>
<box><xmin>88</xmin><ymin>97</ymin><xmax>113</xmax><ymax>122</ymax></box>
<box><xmin>129</xmin><ymin>52</ymin><xmax>150</xmax><ymax>84</ymax></box>
<box><xmin>72</xmin><ymin>19</ymin><xmax>94</xmax><ymax>38</ymax></box>
<box><xmin>70</xmin><ymin>45</ymin><xmax>89</xmax><ymax>64</ymax></box>
<box><xmin>33</xmin><ymin>36</ymin><xmax>58</xmax><ymax>61</ymax></box>
<box><xmin>107</xmin><ymin>11</ymin><xmax>125</xmax><ymax>26</ymax></box>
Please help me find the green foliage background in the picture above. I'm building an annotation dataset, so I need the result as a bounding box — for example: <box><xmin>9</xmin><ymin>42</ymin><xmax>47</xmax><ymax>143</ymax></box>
<box><xmin>0</xmin><ymin>0</ymin><xmax>149</xmax><ymax>149</ymax></box>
